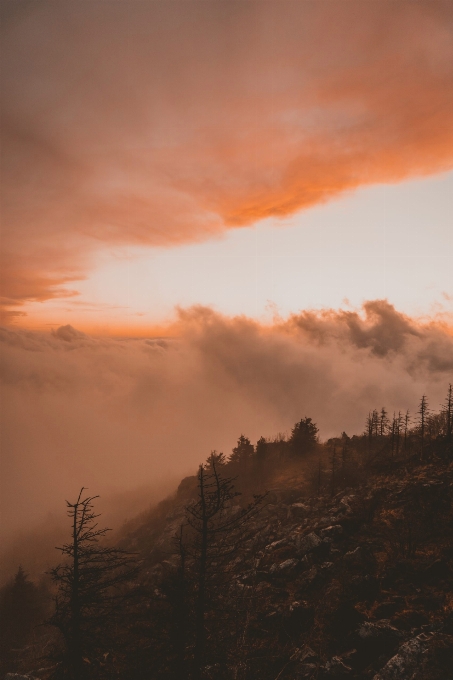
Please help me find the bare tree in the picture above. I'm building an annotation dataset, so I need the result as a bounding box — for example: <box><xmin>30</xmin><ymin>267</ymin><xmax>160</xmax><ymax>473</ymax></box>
<box><xmin>403</xmin><ymin>410</ymin><xmax>411</xmax><ymax>453</ymax></box>
<box><xmin>417</xmin><ymin>395</ymin><xmax>429</xmax><ymax>460</ymax></box>
<box><xmin>379</xmin><ymin>407</ymin><xmax>389</xmax><ymax>437</ymax></box>
<box><xmin>48</xmin><ymin>489</ymin><xmax>136</xmax><ymax>680</ymax></box>
<box><xmin>182</xmin><ymin>454</ymin><xmax>265</xmax><ymax>680</ymax></box>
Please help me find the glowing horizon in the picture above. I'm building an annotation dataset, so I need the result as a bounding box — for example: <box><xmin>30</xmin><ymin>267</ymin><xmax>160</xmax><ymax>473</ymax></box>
<box><xmin>2</xmin><ymin>1</ymin><xmax>453</xmax><ymax>330</ymax></box>
<box><xmin>11</xmin><ymin>171</ymin><xmax>453</xmax><ymax>336</ymax></box>
<box><xmin>2</xmin><ymin>0</ymin><xmax>453</xmax><ymax>567</ymax></box>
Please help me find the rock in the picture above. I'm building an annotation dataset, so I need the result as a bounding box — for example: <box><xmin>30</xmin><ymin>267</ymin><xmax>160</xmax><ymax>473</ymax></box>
<box><xmin>321</xmin><ymin>656</ymin><xmax>352</xmax><ymax>677</ymax></box>
<box><xmin>278</xmin><ymin>558</ymin><xmax>299</xmax><ymax>572</ymax></box>
<box><xmin>373</xmin><ymin>632</ymin><xmax>453</xmax><ymax>680</ymax></box>
<box><xmin>291</xmin><ymin>502</ymin><xmax>310</xmax><ymax>518</ymax></box>
<box><xmin>297</xmin><ymin>566</ymin><xmax>318</xmax><ymax>589</ymax></box>
<box><xmin>358</xmin><ymin>620</ymin><xmax>402</xmax><ymax>641</ymax></box>
<box><xmin>320</xmin><ymin>524</ymin><xmax>343</xmax><ymax>538</ymax></box>
<box><xmin>294</xmin><ymin>645</ymin><xmax>318</xmax><ymax>663</ymax></box>
<box><xmin>391</xmin><ymin>609</ymin><xmax>429</xmax><ymax>630</ymax></box>
<box><xmin>270</xmin><ymin>558</ymin><xmax>299</xmax><ymax>576</ymax></box>
<box><xmin>343</xmin><ymin>546</ymin><xmax>363</xmax><ymax>561</ymax></box>
<box><xmin>294</xmin><ymin>663</ymin><xmax>319</xmax><ymax>679</ymax></box>
<box><xmin>296</xmin><ymin>532</ymin><xmax>322</xmax><ymax>554</ymax></box>
<box><xmin>373</xmin><ymin>598</ymin><xmax>404</xmax><ymax>619</ymax></box>
<box><xmin>266</xmin><ymin>538</ymin><xmax>287</xmax><ymax>551</ymax></box>
<box><xmin>320</xmin><ymin>561</ymin><xmax>334</xmax><ymax>570</ymax></box>
<box><xmin>255</xmin><ymin>581</ymin><xmax>271</xmax><ymax>592</ymax></box>
<box><xmin>348</xmin><ymin>574</ymin><xmax>380</xmax><ymax>602</ymax></box>
<box><xmin>356</xmin><ymin>620</ymin><xmax>403</xmax><ymax>662</ymax></box>
<box><xmin>316</xmin><ymin>516</ymin><xmax>339</xmax><ymax>528</ymax></box>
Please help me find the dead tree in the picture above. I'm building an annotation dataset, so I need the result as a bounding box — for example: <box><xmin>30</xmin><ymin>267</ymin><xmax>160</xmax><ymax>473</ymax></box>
<box><xmin>48</xmin><ymin>489</ymin><xmax>136</xmax><ymax>680</ymax></box>
<box><xmin>417</xmin><ymin>395</ymin><xmax>429</xmax><ymax>460</ymax></box>
<box><xmin>183</xmin><ymin>454</ymin><xmax>265</xmax><ymax>680</ymax></box>
<box><xmin>403</xmin><ymin>410</ymin><xmax>410</xmax><ymax>453</ymax></box>
<box><xmin>379</xmin><ymin>407</ymin><xmax>389</xmax><ymax>437</ymax></box>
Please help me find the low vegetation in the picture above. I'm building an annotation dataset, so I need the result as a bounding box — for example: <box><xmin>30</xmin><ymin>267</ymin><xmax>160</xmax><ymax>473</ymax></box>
<box><xmin>1</xmin><ymin>385</ymin><xmax>453</xmax><ymax>679</ymax></box>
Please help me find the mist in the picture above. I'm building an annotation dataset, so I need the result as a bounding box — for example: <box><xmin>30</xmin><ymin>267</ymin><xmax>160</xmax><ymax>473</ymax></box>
<box><xmin>1</xmin><ymin>300</ymin><xmax>451</xmax><ymax>563</ymax></box>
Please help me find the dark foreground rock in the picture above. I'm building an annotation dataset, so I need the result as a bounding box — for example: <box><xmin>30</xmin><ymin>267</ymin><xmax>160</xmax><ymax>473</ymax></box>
<box><xmin>373</xmin><ymin>632</ymin><xmax>453</xmax><ymax>680</ymax></box>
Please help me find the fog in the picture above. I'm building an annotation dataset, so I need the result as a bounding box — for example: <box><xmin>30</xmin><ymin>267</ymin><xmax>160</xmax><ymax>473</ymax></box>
<box><xmin>1</xmin><ymin>301</ymin><xmax>452</xmax><ymax>571</ymax></box>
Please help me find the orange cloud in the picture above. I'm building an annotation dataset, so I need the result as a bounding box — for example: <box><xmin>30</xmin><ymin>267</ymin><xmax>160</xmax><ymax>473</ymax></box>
<box><xmin>1</xmin><ymin>1</ymin><xmax>452</xmax><ymax>313</ymax></box>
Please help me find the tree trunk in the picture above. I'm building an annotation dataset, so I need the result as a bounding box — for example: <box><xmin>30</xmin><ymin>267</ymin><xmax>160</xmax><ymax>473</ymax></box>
<box><xmin>70</xmin><ymin>501</ymin><xmax>82</xmax><ymax>680</ymax></box>
<box><xmin>193</xmin><ymin>469</ymin><xmax>208</xmax><ymax>680</ymax></box>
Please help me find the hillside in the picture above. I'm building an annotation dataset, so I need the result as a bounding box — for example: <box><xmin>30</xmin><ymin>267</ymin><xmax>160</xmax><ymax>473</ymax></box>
<box><xmin>2</xmin><ymin>394</ymin><xmax>453</xmax><ymax>680</ymax></box>
<box><xmin>116</xmin><ymin>453</ymin><xmax>453</xmax><ymax>679</ymax></box>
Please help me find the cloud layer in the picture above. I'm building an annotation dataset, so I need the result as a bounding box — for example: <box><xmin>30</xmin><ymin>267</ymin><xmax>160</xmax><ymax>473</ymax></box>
<box><xmin>1</xmin><ymin>300</ymin><xmax>452</xmax><ymax>545</ymax></box>
<box><xmin>1</xmin><ymin>1</ymin><xmax>453</xmax><ymax>312</ymax></box>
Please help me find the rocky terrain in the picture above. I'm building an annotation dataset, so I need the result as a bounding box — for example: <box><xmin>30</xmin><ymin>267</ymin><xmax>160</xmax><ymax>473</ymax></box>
<box><xmin>2</xmin><ymin>415</ymin><xmax>453</xmax><ymax>680</ymax></box>
<box><xmin>119</xmin><ymin>454</ymin><xmax>453</xmax><ymax>679</ymax></box>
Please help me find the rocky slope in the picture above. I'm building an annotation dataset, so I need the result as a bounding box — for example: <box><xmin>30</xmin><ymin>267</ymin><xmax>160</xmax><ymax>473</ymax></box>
<box><xmin>121</xmin><ymin>454</ymin><xmax>453</xmax><ymax>679</ymax></box>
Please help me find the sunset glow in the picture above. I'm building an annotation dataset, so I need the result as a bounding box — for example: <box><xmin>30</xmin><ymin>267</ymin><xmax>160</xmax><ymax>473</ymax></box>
<box><xmin>1</xmin><ymin>0</ymin><xmax>453</xmax><ymax>623</ymax></box>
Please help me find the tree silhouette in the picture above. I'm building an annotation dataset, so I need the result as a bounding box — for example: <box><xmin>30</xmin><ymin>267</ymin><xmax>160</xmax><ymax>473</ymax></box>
<box><xmin>0</xmin><ymin>566</ymin><xmax>45</xmax><ymax>676</ymax></box>
<box><xmin>417</xmin><ymin>395</ymin><xmax>429</xmax><ymax>460</ymax></box>
<box><xmin>180</xmin><ymin>454</ymin><xmax>265</xmax><ymax>680</ymax></box>
<box><xmin>290</xmin><ymin>417</ymin><xmax>319</xmax><ymax>456</ymax></box>
<box><xmin>443</xmin><ymin>383</ymin><xmax>453</xmax><ymax>446</ymax></box>
<box><xmin>48</xmin><ymin>489</ymin><xmax>136</xmax><ymax>680</ymax></box>
<box><xmin>229</xmin><ymin>435</ymin><xmax>254</xmax><ymax>469</ymax></box>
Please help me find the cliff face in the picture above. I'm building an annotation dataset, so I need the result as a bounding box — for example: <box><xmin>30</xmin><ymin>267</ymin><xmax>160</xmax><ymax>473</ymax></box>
<box><xmin>122</xmin><ymin>454</ymin><xmax>453</xmax><ymax>679</ymax></box>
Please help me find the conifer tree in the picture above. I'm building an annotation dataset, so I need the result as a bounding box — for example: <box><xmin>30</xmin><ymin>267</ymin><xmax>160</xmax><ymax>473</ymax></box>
<box><xmin>0</xmin><ymin>566</ymin><xmax>46</xmax><ymax>676</ymax></box>
<box><xmin>379</xmin><ymin>407</ymin><xmax>389</xmax><ymax>436</ymax></box>
<box><xmin>229</xmin><ymin>435</ymin><xmax>254</xmax><ymax>472</ymax></box>
<box><xmin>417</xmin><ymin>395</ymin><xmax>429</xmax><ymax>460</ymax></box>
<box><xmin>404</xmin><ymin>410</ymin><xmax>411</xmax><ymax>453</ymax></box>
<box><xmin>290</xmin><ymin>417</ymin><xmax>319</xmax><ymax>456</ymax></box>
<box><xmin>443</xmin><ymin>383</ymin><xmax>453</xmax><ymax>445</ymax></box>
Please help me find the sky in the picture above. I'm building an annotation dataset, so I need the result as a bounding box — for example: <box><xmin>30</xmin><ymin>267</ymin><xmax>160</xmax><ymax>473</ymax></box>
<box><xmin>16</xmin><ymin>170</ymin><xmax>453</xmax><ymax>334</ymax></box>
<box><xmin>1</xmin><ymin>1</ymin><xmax>453</xmax><ymax>566</ymax></box>
<box><xmin>1</xmin><ymin>0</ymin><xmax>453</xmax><ymax>331</ymax></box>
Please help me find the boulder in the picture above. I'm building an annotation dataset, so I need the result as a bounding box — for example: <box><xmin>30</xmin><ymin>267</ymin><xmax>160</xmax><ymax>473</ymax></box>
<box><xmin>320</xmin><ymin>524</ymin><xmax>343</xmax><ymax>538</ymax></box>
<box><xmin>356</xmin><ymin>619</ymin><xmax>403</xmax><ymax>662</ymax></box>
<box><xmin>291</xmin><ymin>502</ymin><xmax>310</xmax><ymax>518</ymax></box>
<box><xmin>343</xmin><ymin>547</ymin><xmax>364</xmax><ymax>561</ymax></box>
<box><xmin>373</xmin><ymin>632</ymin><xmax>453</xmax><ymax>680</ymax></box>
<box><xmin>269</xmin><ymin>558</ymin><xmax>299</xmax><ymax>576</ymax></box>
<box><xmin>296</xmin><ymin>532</ymin><xmax>322</xmax><ymax>555</ymax></box>
<box><xmin>265</xmin><ymin>538</ymin><xmax>287</xmax><ymax>551</ymax></box>
<box><xmin>320</xmin><ymin>656</ymin><xmax>353</xmax><ymax>677</ymax></box>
